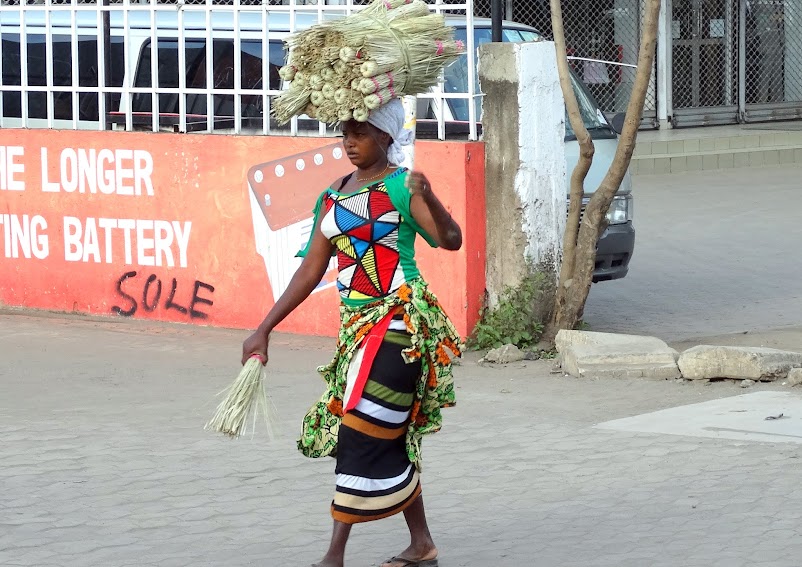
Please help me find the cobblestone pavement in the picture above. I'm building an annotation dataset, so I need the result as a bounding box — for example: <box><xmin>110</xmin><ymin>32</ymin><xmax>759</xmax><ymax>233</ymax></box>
<box><xmin>584</xmin><ymin>164</ymin><xmax>802</xmax><ymax>343</ymax></box>
<box><xmin>3</xmin><ymin>312</ymin><xmax>802</xmax><ymax>567</ymax></box>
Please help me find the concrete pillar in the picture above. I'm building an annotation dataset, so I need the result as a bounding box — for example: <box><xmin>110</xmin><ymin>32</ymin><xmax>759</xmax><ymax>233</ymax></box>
<box><xmin>478</xmin><ymin>41</ymin><xmax>566</xmax><ymax>307</ymax></box>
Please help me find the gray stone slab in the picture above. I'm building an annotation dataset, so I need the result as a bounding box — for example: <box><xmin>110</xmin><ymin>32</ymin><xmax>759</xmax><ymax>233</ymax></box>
<box><xmin>679</xmin><ymin>345</ymin><xmax>802</xmax><ymax>381</ymax></box>
<box><xmin>557</xmin><ymin>330</ymin><xmax>680</xmax><ymax>380</ymax></box>
<box><xmin>556</xmin><ymin>330</ymin><xmax>675</xmax><ymax>352</ymax></box>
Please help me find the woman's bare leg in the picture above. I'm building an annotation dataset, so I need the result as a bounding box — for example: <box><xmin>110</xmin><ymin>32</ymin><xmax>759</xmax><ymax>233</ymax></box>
<box><xmin>312</xmin><ymin>520</ymin><xmax>352</xmax><ymax>567</ymax></box>
<box><xmin>382</xmin><ymin>495</ymin><xmax>438</xmax><ymax>567</ymax></box>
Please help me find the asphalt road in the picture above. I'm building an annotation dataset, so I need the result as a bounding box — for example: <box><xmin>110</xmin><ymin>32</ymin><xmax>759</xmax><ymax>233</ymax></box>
<box><xmin>584</xmin><ymin>164</ymin><xmax>802</xmax><ymax>343</ymax></box>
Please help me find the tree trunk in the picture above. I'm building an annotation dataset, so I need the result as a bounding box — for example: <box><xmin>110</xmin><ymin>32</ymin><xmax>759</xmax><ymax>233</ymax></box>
<box><xmin>549</xmin><ymin>0</ymin><xmax>595</xmax><ymax>296</ymax></box>
<box><xmin>546</xmin><ymin>0</ymin><xmax>595</xmax><ymax>344</ymax></box>
<box><xmin>542</xmin><ymin>0</ymin><xmax>662</xmax><ymax>344</ymax></box>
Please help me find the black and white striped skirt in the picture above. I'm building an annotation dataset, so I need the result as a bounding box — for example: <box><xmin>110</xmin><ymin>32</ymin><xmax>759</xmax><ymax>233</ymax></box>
<box><xmin>331</xmin><ymin>336</ymin><xmax>422</xmax><ymax>524</ymax></box>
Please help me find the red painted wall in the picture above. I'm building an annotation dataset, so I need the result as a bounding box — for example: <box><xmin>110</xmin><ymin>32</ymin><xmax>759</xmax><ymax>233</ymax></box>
<box><xmin>0</xmin><ymin>130</ymin><xmax>485</xmax><ymax>337</ymax></box>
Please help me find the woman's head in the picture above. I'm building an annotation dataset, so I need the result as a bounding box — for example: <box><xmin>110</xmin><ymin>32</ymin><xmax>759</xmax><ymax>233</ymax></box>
<box><xmin>341</xmin><ymin>99</ymin><xmax>413</xmax><ymax>168</ymax></box>
<box><xmin>341</xmin><ymin>120</ymin><xmax>392</xmax><ymax>170</ymax></box>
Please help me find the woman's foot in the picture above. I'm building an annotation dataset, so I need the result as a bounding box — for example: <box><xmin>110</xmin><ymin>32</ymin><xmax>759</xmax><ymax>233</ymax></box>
<box><xmin>380</xmin><ymin>544</ymin><xmax>438</xmax><ymax>567</ymax></box>
<box><xmin>310</xmin><ymin>559</ymin><xmax>344</xmax><ymax>567</ymax></box>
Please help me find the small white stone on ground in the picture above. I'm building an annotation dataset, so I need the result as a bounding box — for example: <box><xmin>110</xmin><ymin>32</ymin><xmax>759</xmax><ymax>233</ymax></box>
<box><xmin>484</xmin><ymin>344</ymin><xmax>525</xmax><ymax>364</ymax></box>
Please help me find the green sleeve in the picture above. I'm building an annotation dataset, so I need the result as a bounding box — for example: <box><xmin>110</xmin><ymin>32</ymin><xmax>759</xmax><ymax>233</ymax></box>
<box><xmin>385</xmin><ymin>170</ymin><xmax>440</xmax><ymax>249</ymax></box>
<box><xmin>296</xmin><ymin>189</ymin><xmax>331</xmax><ymax>258</ymax></box>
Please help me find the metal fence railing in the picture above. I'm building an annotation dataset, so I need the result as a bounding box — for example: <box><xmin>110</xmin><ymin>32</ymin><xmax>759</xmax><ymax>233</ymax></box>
<box><xmin>0</xmin><ymin>0</ymin><xmax>479</xmax><ymax>139</ymax></box>
<box><xmin>509</xmin><ymin>0</ymin><xmax>658</xmax><ymax>129</ymax></box>
<box><xmin>671</xmin><ymin>0</ymin><xmax>802</xmax><ymax>127</ymax></box>
<box><xmin>0</xmin><ymin>0</ymin><xmax>687</xmax><ymax>137</ymax></box>
<box><xmin>671</xmin><ymin>0</ymin><xmax>739</xmax><ymax>125</ymax></box>
<box><xmin>743</xmin><ymin>0</ymin><xmax>802</xmax><ymax>122</ymax></box>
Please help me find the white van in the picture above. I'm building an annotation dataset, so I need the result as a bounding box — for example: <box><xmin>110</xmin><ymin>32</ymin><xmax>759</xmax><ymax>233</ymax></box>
<box><xmin>0</xmin><ymin>9</ymin><xmax>634</xmax><ymax>281</ymax></box>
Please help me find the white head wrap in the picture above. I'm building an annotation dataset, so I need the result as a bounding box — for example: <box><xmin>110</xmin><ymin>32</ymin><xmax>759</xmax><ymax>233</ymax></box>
<box><xmin>367</xmin><ymin>98</ymin><xmax>414</xmax><ymax>165</ymax></box>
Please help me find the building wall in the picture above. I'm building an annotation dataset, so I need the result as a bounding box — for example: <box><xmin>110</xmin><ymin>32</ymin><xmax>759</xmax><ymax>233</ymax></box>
<box><xmin>0</xmin><ymin>130</ymin><xmax>486</xmax><ymax>338</ymax></box>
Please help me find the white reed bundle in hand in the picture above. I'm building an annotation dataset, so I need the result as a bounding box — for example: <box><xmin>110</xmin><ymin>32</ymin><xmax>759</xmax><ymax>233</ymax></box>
<box><xmin>205</xmin><ymin>354</ymin><xmax>273</xmax><ymax>439</ymax></box>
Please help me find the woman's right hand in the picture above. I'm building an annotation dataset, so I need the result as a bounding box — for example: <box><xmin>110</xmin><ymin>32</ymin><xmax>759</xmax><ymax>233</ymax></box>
<box><xmin>242</xmin><ymin>328</ymin><xmax>270</xmax><ymax>365</ymax></box>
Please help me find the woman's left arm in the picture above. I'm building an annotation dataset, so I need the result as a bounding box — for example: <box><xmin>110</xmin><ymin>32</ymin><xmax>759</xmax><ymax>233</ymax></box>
<box><xmin>408</xmin><ymin>171</ymin><xmax>463</xmax><ymax>251</ymax></box>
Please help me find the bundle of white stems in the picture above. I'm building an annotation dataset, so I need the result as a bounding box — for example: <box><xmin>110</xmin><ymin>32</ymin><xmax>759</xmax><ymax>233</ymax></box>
<box><xmin>273</xmin><ymin>0</ymin><xmax>463</xmax><ymax>124</ymax></box>
<box><xmin>205</xmin><ymin>355</ymin><xmax>277</xmax><ymax>439</ymax></box>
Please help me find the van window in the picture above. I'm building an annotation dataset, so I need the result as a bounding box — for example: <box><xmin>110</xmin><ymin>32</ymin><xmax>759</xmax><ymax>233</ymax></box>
<box><xmin>2</xmin><ymin>34</ymin><xmax>124</xmax><ymax>120</ymax></box>
<box><xmin>441</xmin><ymin>27</ymin><xmax>543</xmax><ymax>123</ymax></box>
<box><xmin>564</xmin><ymin>74</ymin><xmax>607</xmax><ymax>138</ymax></box>
<box><xmin>1</xmin><ymin>32</ymin><xmax>124</xmax><ymax>121</ymax></box>
<box><xmin>132</xmin><ymin>38</ymin><xmax>285</xmax><ymax>123</ymax></box>
<box><xmin>1</xmin><ymin>34</ymin><xmax>22</xmax><ymax>118</ymax></box>
<box><xmin>441</xmin><ymin>26</ymin><xmax>611</xmax><ymax>140</ymax></box>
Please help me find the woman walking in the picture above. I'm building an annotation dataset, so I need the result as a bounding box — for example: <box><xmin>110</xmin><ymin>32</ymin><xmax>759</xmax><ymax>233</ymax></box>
<box><xmin>242</xmin><ymin>99</ymin><xmax>462</xmax><ymax>567</ymax></box>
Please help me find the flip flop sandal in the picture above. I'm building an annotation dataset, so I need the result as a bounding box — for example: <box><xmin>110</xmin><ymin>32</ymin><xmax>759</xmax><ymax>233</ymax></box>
<box><xmin>382</xmin><ymin>557</ymin><xmax>439</xmax><ymax>567</ymax></box>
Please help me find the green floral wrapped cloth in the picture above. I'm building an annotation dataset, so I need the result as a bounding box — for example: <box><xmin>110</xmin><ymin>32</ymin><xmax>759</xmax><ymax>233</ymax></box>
<box><xmin>297</xmin><ymin>277</ymin><xmax>462</xmax><ymax>470</ymax></box>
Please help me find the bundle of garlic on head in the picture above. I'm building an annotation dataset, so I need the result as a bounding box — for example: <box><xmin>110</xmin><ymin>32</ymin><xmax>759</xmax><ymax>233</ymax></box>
<box><xmin>272</xmin><ymin>0</ymin><xmax>463</xmax><ymax>125</ymax></box>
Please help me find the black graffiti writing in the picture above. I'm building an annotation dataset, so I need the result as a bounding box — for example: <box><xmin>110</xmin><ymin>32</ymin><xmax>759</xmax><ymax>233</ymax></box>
<box><xmin>191</xmin><ymin>281</ymin><xmax>215</xmax><ymax>319</ymax></box>
<box><xmin>111</xmin><ymin>271</ymin><xmax>215</xmax><ymax>319</ymax></box>
<box><xmin>164</xmin><ymin>277</ymin><xmax>188</xmax><ymax>315</ymax></box>
<box><xmin>112</xmin><ymin>271</ymin><xmax>138</xmax><ymax>317</ymax></box>
<box><xmin>142</xmin><ymin>274</ymin><xmax>162</xmax><ymax>312</ymax></box>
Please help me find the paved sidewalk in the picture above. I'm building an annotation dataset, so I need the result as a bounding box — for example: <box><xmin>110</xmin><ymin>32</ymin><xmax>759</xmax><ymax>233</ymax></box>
<box><xmin>2</xmin><ymin>312</ymin><xmax>802</xmax><ymax>567</ymax></box>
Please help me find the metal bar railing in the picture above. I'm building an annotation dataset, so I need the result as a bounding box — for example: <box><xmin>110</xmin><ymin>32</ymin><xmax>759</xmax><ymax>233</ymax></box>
<box><xmin>45</xmin><ymin>0</ymin><xmax>54</xmax><ymax>128</ymax></box>
<box><xmin>123</xmin><ymin>0</ymin><xmax>132</xmax><ymax>131</ymax></box>
<box><xmin>19</xmin><ymin>2</ymin><xmax>29</xmax><ymax>128</ymax></box>
<box><xmin>568</xmin><ymin>56</ymin><xmax>637</xmax><ymax>70</ymax></box>
<box><xmin>97</xmin><ymin>0</ymin><xmax>108</xmax><ymax>131</ymax></box>
<box><xmin>149</xmin><ymin>0</ymin><xmax>158</xmax><ymax>132</ymax></box>
<box><xmin>177</xmin><ymin>0</ymin><xmax>187</xmax><ymax>133</ymax></box>
<box><xmin>70</xmin><ymin>1</ymin><xmax>79</xmax><ymax>129</ymax></box>
<box><xmin>260</xmin><ymin>5</ymin><xmax>269</xmax><ymax>135</ymax></box>
<box><xmin>0</xmin><ymin>0</ymin><xmax>479</xmax><ymax>140</ymax></box>
<box><xmin>233</xmin><ymin>0</ymin><xmax>241</xmax><ymax>135</ymax></box>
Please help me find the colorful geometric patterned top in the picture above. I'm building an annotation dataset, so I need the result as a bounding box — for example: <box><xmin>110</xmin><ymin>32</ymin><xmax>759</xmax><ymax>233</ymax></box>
<box><xmin>316</xmin><ymin>169</ymin><xmax>438</xmax><ymax>307</ymax></box>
